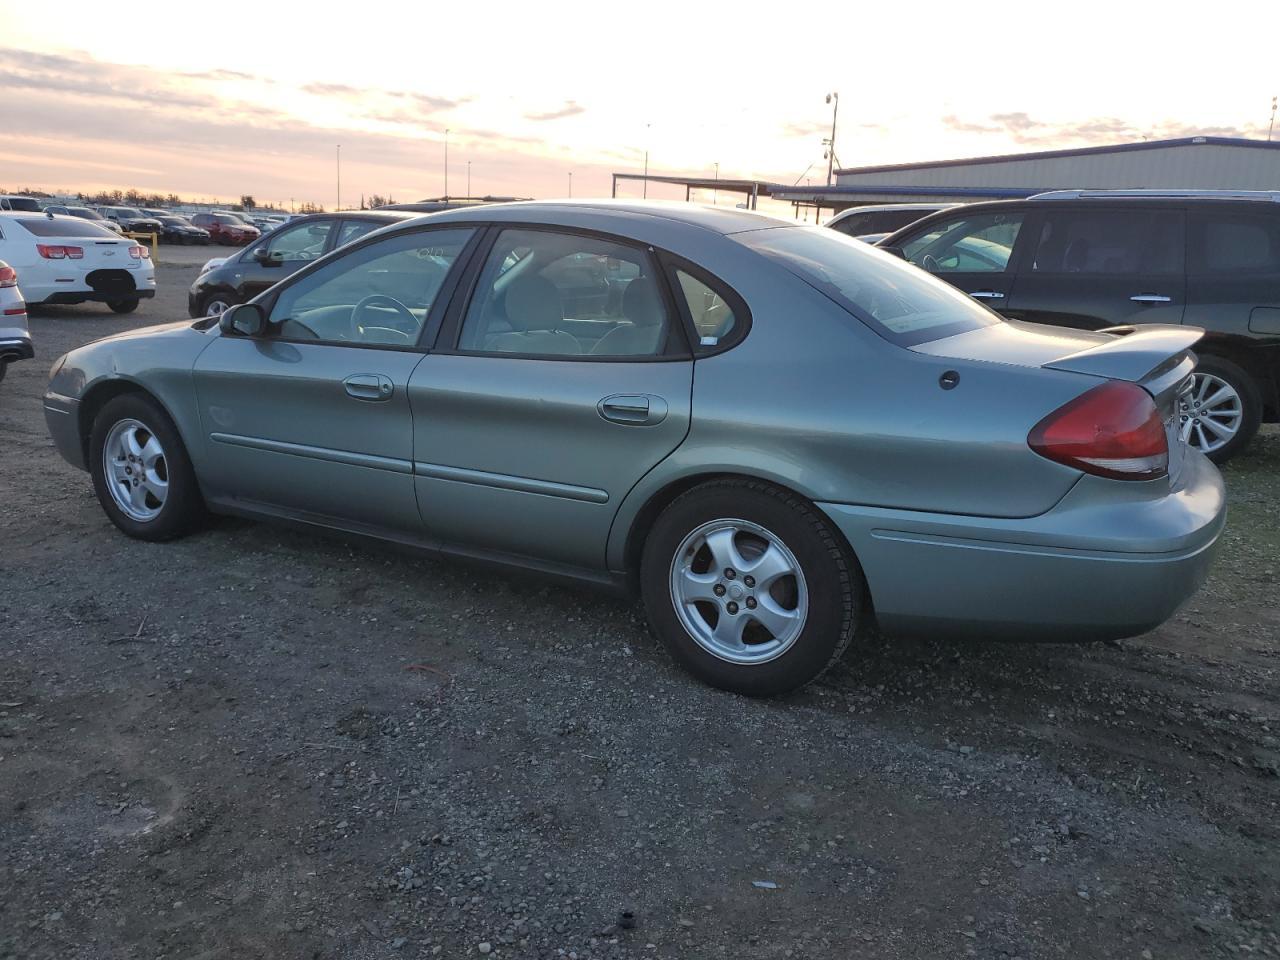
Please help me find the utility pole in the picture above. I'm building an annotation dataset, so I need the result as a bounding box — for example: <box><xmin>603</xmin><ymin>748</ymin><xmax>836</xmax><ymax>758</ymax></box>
<box><xmin>643</xmin><ymin>122</ymin><xmax>651</xmax><ymax>199</ymax></box>
<box><xmin>1270</xmin><ymin>96</ymin><xmax>1278</xmax><ymax>142</ymax></box>
<box><xmin>335</xmin><ymin>144</ymin><xmax>341</xmax><ymax>211</ymax></box>
<box><xmin>824</xmin><ymin>92</ymin><xmax>839</xmax><ymax>187</ymax></box>
<box><xmin>713</xmin><ymin>161</ymin><xmax>719</xmax><ymax>205</ymax></box>
<box><xmin>568</xmin><ymin>171</ymin><xmax>573</xmax><ymax>197</ymax></box>
<box><xmin>443</xmin><ymin>129</ymin><xmax>450</xmax><ymax>198</ymax></box>
<box><xmin>467</xmin><ymin>160</ymin><xmax>471</xmax><ymax>198</ymax></box>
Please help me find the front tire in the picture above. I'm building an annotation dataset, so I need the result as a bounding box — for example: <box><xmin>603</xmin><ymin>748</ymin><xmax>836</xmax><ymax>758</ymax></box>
<box><xmin>89</xmin><ymin>393</ymin><xmax>205</xmax><ymax>541</ymax></box>
<box><xmin>1182</xmin><ymin>355</ymin><xmax>1262</xmax><ymax>464</ymax></box>
<box><xmin>198</xmin><ymin>293</ymin><xmax>236</xmax><ymax>317</ymax></box>
<box><xmin>107</xmin><ymin>298</ymin><xmax>140</xmax><ymax>314</ymax></box>
<box><xmin>641</xmin><ymin>480</ymin><xmax>863</xmax><ymax>697</ymax></box>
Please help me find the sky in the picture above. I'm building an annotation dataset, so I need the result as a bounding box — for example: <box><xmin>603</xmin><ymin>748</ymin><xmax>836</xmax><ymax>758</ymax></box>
<box><xmin>0</xmin><ymin>0</ymin><xmax>1275</xmax><ymax>212</ymax></box>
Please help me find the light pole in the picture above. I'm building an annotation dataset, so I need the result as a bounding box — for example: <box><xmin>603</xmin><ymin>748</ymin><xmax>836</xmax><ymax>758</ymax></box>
<box><xmin>467</xmin><ymin>160</ymin><xmax>471</xmax><ymax>198</ymax></box>
<box><xmin>1270</xmin><ymin>96</ymin><xmax>1278</xmax><ymax>142</ymax></box>
<box><xmin>823</xmin><ymin>92</ymin><xmax>839</xmax><ymax>187</ymax></box>
<box><xmin>443</xmin><ymin>129</ymin><xmax>450</xmax><ymax>198</ymax></box>
<box><xmin>335</xmin><ymin>144</ymin><xmax>341</xmax><ymax>211</ymax></box>
<box><xmin>568</xmin><ymin>172</ymin><xmax>573</xmax><ymax>198</ymax></box>
<box><xmin>713</xmin><ymin>161</ymin><xmax>719</xmax><ymax>205</ymax></box>
<box><xmin>643</xmin><ymin>122</ymin><xmax>651</xmax><ymax>199</ymax></box>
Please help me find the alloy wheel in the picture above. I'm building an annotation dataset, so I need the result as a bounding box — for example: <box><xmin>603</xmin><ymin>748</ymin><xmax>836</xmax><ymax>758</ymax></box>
<box><xmin>204</xmin><ymin>298</ymin><xmax>231</xmax><ymax>317</ymax></box>
<box><xmin>669</xmin><ymin>518</ymin><xmax>809</xmax><ymax>665</ymax></box>
<box><xmin>1179</xmin><ymin>372</ymin><xmax>1243</xmax><ymax>454</ymax></box>
<box><xmin>103</xmin><ymin>419</ymin><xmax>168</xmax><ymax>522</ymax></box>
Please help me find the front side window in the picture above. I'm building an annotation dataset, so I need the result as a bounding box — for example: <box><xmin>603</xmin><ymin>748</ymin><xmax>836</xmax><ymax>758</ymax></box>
<box><xmin>1030</xmin><ymin>210</ymin><xmax>1181</xmax><ymax>274</ymax></box>
<box><xmin>337</xmin><ymin>219</ymin><xmax>383</xmax><ymax>248</ymax></box>
<box><xmin>268</xmin><ymin>228</ymin><xmax>473</xmax><ymax>346</ymax></box>
<box><xmin>254</xmin><ymin>219</ymin><xmax>333</xmax><ymax>263</ymax></box>
<box><xmin>902</xmin><ymin>212</ymin><xmax>1024</xmax><ymax>274</ymax></box>
<box><xmin>1189</xmin><ymin>211</ymin><xmax>1280</xmax><ymax>274</ymax></box>
<box><xmin>739</xmin><ymin>225</ymin><xmax>1002</xmax><ymax>347</ymax></box>
<box><xmin>459</xmin><ymin>229</ymin><xmax>672</xmax><ymax>358</ymax></box>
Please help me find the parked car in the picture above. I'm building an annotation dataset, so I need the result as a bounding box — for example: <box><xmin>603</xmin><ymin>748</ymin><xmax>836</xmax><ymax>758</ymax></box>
<box><xmin>187</xmin><ymin>211</ymin><xmax>410</xmax><ymax>316</ymax></box>
<box><xmin>0</xmin><ymin>259</ymin><xmax>32</xmax><ymax>383</ymax></box>
<box><xmin>96</xmin><ymin>206</ymin><xmax>165</xmax><ymax>234</ymax></box>
<box><xmin>44</xmin><ymin>201</ymin><xmax>1224</xmax><ymax>696</ymax></box>
<box><xmin>827</xmin><ymin>203</ymin><xmax>959</xmax><ymax>242</ymax></box>
<box><xmin>189</xmin><ymin>212</ymin><xmax>260</xmax><ymax>246</ymax></box>
<box><xmin>0</xmin><ymin>195</ymin><xmax>43</xmax><ymax>212</ymax></box>
<box><xmin>0</xmin><ymin>212</ymin><xmax>155</xmax><ymax>313</ymax></box>
<box><xmin>154</xmin><ymin>215</ymin><xmax>211</xmax><ymax>245</ymax></box>
<box><xmin>880</xmin><ymin>190</ymin><xmax>1280</xmax><ymax>462</ymax></box>
<box><xmin>42</xmin><ymin>205</ymin><xmax>125</xmax><ymax>235</ymax></box>
<box><xmin>139</xmin><ymin>208</ymin><xmax>170</xmax><ymax>219</ymax></box>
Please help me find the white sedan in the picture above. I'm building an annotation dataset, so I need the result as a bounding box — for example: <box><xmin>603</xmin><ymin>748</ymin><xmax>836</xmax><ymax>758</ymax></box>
<box><xmin>0</xmin><ymin>212</ymin><xmax>156</xmax><ymax>314</ymax></box>
<box><xmin>0</xmin><ymin>259</ymin><xmax>32</xmax><ymax>384</ymax></box>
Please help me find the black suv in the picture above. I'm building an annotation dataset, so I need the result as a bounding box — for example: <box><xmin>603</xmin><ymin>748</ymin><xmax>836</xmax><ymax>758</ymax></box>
<box><xmin>881</xmin><ymin>190</ymin><xmax>1280</xmax><ymax>462</ymax></box>
<box><xmin>187</xmin><ymin>211</ymin><xmax>412</xmax><ymax>317</ymax></box>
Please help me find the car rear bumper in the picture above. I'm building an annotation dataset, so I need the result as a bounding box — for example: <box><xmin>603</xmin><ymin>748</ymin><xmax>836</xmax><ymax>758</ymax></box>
<box><xmin>43</xmin><ymin>390</ymin><xmax>84</xmax><ymax>469</ymax></box>
<box><xmin>0</xmin><ymin>335</ymin><xmax>34</xmax><ymax>363</ymax></box>
<box><xmin>817</xmin><ymin>450</ymin><xmax>1226</xmax><ymax>641</ymax></box>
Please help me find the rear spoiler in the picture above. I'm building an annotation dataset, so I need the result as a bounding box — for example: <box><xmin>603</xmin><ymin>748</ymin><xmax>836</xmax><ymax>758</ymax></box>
<box><xmin>1045</xmin><ymin>324</ymin><xmax>1202</xmax><ymax>403</ymax></box>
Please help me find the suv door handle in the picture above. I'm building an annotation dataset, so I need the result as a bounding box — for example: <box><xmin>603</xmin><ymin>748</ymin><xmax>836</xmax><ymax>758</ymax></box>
<box><xmin>343</xmin><ymin>374</ymin><xmax>394</xmax><ymax>401</ymax></box>
<box><xmin>1130</xmin><ymin>294</ymin><xmax>1172</xmax><ymax>303</ymax></box>
<box><xmin>969</xmin><ymin>289</ymin><xmax>1005</xmax><ymax>299</ymax></box>
<box><xmin>598</xmin><ymin>394</ymin><xmax>667</xmax><ymax>426</ymax></box>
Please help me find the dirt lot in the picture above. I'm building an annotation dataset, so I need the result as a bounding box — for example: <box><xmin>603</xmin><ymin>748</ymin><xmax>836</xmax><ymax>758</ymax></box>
<box><xmin>1</xmin><ymin>255</ymin><xmax>1277</xmax><ymax>960</ymax></box>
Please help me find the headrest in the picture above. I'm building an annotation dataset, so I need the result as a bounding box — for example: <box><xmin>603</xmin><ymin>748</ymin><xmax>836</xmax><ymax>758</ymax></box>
<box><xmin>622</xmin><ymin>277</ymin><xmax>663</xmax><ymax>327</ymax></box>
<box><xmin>505</xmin><ymin>274</ymin><xmax>562</xmax><ymax>331</ymax></box>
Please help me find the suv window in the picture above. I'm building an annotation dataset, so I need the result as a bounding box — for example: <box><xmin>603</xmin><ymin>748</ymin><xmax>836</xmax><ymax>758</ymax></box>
<box><xmin>1</xmin><ymin>197</ymin><xmax>41</xmax><ymax>212</ymax></box>
<box><xmin>1189</xmin><ymin>210</ymin><xmax>1280</xmax><ymax>274</ymax></box>
<box><xmin>254</xmin><ymin>219</ymin><xmax>332</xmax><ymax>263</ymax></box>
<box><xmin>1030</xmin><ymin>209</ymin><xmax>1181</xmax><ymax>274</ymax></box>
<box><xmin>269</xmin><ymin>228</ymin><xmax>473</xmax><ymax>346</ymax></box>
<box><xmin>459</xmin><ymin>229</ymin><xmax>671</xmax><ymax>358</ymax></box>
<box><xmin>902</xmin><ymin>212</ymin><xmax>1024</xmax><ymax>273</ymax></box>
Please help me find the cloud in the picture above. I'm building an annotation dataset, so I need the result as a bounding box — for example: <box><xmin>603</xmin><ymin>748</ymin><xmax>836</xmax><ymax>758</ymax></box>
<box><xmin>525</xmin><ymin>101</ymin><xmax>586</xmax><ymax>122</ymax></box>
<box><xmin>943</xmin><ymin>111</ymin><xmax>1268</xmax><ymax>147</ymax></box>
<box><xmin>782</xmin><ymin>120</ymin><xmax>828</xmax><ymax>138</ymax></box>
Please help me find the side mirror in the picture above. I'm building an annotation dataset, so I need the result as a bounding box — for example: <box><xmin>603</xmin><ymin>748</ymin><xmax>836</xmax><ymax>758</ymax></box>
<box><xmin>252</xmin><ymin>246</ymin><xmax>277</xmax><ymax>265</ymax></box>
<box><xmin>879</xmin><ymin>245</ymin><xmax>907</xmax><ymax>259</ymax></box>
<box><xmin>218</xmin><ymin>302</ymin><xmax>266</xmax><ymax>337</ymax></box>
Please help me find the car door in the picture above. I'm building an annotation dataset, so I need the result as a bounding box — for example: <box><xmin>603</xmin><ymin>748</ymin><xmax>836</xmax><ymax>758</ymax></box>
<box><xmin>191</xmin><ymin>225</ymin><xmax>477</xmax><ymax>531</ymax></box>
<box><xmin>1184</xmin><ymin>206</ymin><xmax>1280</xmax><ymax>338</ymax></box>
<box><xmin>1003</xmin><ymin>206</ymin><xmax>1186</xmax><ymax>330</ymax></box>
<box><xmin>237</xmin><ymin>218</ymin><xmax>338</xmax><ymax>301</ymax></box>
<box><xmin>408</xmin><ymin>226</ymin><xmax>694</xmax><ymax>571</ymax></box>
<box><xmin>896</xmin><ymin>208</ymin><xmax>1029</xmax><ymax>310</ymax></box>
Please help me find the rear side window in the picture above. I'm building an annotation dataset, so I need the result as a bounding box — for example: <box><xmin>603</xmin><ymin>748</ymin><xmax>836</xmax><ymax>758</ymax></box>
<box><xmin>2</xmin><ymin>197</ymin><xmax>41</xmax><ymax>212</ymax></box>
<box><xmin>1189</xmin><ymin>211</ymin><xmax>1280</xmax><ymax>274</ymax></box>
<box><xmin>17</xmin><ymin>217</ymin><xmax>117</xmax><ymax>238</ymax></box>
<box><xmin>739</xmin><ymin>225</ymin><xmax>1001</xmax><ymax>347</ymax></box>
<box><xmin>674</xmin><ymin>269</ymin><xmax>738</xmax><ymax>348</ymax></box>
<box><xmin>1030</xmin><ymin>210</ymin><xmax>1182</xmax><ymax>274</ymax></box>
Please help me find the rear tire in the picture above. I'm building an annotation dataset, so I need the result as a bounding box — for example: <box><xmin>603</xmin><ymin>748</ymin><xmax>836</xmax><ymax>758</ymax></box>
<box><xmin>107</xmin><ymin>298</ymin><xmax>140</xmax><ymax>314</ymax></box>
<box><xmin>1184</xmin><ymin>355</ymin><xmax>1261</xmax><ymax>464</ymax></box>
<box><xmin>641</xmin><ymin>480</ymin><xmax>864</xmax><ymax>696</ymax></box>
<box><xmin>89</xmin><ymin>393</ymin><xmax>205</xmax><ymax>541</ymax></box>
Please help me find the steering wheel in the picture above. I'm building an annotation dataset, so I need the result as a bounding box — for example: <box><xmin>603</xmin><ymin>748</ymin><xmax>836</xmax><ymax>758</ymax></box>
<box><xmin>351</xmin><ymin>294</ymin><xmax>416</xmax><ymax>343</ymax></box>
<box><xmin>920</xmin><ymin>254</ymin><xmax>941</xmax><ymax>274</ymax></box>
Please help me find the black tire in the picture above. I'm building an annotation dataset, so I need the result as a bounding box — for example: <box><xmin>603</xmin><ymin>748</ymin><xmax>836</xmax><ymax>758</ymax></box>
<box><xmin>107</xmin><ymin>298</ymin><xmax>140</xmax><ymax>314</ymax></box>
<box><xmin>0</xmin><ymin>361</ymin><xmax>7</xmax><ymax>384</ymax></box>
<box><xmin>88</xmin><ymin>393</ymin><xmax>205</xmax><ymax>542</ymax></box>
<box><xmin>640</xmin><ymin>480</ymin><xmax>864</xmax><ymax>697</ymax></box>
<box><xmin>1190</xmin><ymin>355</ymin><xmax>1262</xmax><ymax>464</ymax></box>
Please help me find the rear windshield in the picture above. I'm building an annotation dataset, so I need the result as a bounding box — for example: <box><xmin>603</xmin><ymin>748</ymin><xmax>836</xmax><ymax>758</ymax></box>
<box><xmin>833</xmin><ymin>208</ymin><xmax>939</xmax><ymax>237</ymax></box>
<box><xmin>17</xmin><ymin>217</ymin><xmax>119</xmax><ymax>238</ymax></box>
<box><xmin>737</xmin><ymin>226</ymin><xmax>1001</xmax><ymax>346</ymax></box>
<box><xmin>2</xmin><ymin>197</ymin><xmax>42</xmax><ymax>211</ymax></box>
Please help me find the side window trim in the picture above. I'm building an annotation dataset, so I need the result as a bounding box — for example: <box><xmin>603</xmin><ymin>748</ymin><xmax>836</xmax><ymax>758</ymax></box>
<box><xmin>434</xmin><ymin>222</ymin><xmax>693</xmax><ymax>363</ymax></box>
<box><xmin>657</xmin><ymin>252</ymin><xmax>752</xmax><ymax>357</ymax></box>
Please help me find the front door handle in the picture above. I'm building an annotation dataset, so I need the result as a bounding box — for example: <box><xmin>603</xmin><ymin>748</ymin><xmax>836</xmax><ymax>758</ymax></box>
<box><xmin>343</xmin><ymin>374</ymin><xmax>394</xmax><ymax>401</ymax></box>
<box><xmin>1130</xmin><ymin>294</ymin><xmax>1172</xmax><ymax>303</ymax></box>
<box><xmin>598</xmin><ymin>394</ymin><xmax>667</xmax><ymax>426</ymax></box>
<box><xmin>970</xmin><ymin>289</ymin><xmax>1005</xmax><ymax>300</ymax></box>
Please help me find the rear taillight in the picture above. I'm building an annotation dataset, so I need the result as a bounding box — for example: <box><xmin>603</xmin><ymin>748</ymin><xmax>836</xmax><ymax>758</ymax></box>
<box><xmin>36</xmin><ymin>244</ymin><xmax>84</xmax><ymax>260</ymax></box>
<box><xmin>1028</xmin><ymin>381</ymin><xmax>1168</xmax><ymax>480</ymax></box>
<box><xmin>0</xmin><ymin>265</ymin><xmax>16</xmax><ymax>287</ymax></box>
<box><xmin>129</xmin><ymin>245</ymin><xmax>150</xmax><ymax>259</ymax></box>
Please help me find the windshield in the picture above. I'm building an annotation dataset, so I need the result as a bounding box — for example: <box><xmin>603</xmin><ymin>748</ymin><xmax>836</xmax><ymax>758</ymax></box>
<box><xmin>736</xmin><ymin>226</ymin><xmax>1001</xmax><ymax>347</ymax></box>
<box><xmin>116</xmin><ymin>207</ymin><xmax>145</xmax><ymax>218</ymax></box>
<box><xmin>70</xmin><ymin>207</ymin><xmax>105</xmax><ymax>220</ymax></box>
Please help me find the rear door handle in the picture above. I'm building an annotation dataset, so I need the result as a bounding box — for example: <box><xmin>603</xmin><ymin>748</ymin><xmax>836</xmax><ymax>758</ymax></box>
<box><xmin>970</xmin><ymin>289</ymin><xmax>1005</xmax><ymax>300</ymax></box>
<box><xmin>1130</xmin><ymin>294</ymin><xmax>1172</xmax><ymax>303</ymax></box>
<box><xmin>598</xmin><ymin>394</ymin><xmax>667</xmax><ymax>426</ymax></box>
<box><xmin>344</xmin><ymin>374</ymin><xmax>394</xmax><ymax>401</ymax></box>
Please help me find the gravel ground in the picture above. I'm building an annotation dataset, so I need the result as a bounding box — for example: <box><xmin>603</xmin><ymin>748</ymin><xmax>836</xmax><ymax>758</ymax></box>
<box><xmin>1</xmin><ymin>261</ymin><xmax>1277</xmax><ymax>960</ymax></box>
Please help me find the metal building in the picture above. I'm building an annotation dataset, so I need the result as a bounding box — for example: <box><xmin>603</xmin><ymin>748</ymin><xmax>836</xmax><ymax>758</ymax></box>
<box><xmin>772</xmin><ymin>136</ymin><xmax>1280</xmax><ymax>215</ymax></box>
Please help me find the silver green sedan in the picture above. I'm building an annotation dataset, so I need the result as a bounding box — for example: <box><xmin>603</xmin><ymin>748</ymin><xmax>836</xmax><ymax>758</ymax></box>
<box><xmin>43</xmin><ymin>201</ymin><xmax>1226</xmax><ymax>696</ymax></box>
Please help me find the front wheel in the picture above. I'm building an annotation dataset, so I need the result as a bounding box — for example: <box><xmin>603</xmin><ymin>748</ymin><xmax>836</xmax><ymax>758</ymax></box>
<box><xmin>107</xmin><ymin>298</ymin><xmax>140</xmax><ymax>314</ymax></box>
<box><xmin>1181</xmin><ymin>355</ymin><xmax>1262</xmax><ymax>464</ymax></box>
<box><xmin>199</xmin><ymin>293</ymin><xmax>236</xmax><ymax>317</ymax></box>
<box><xmin>641</xmin><ymin>480</ymin><xmax>864</xmax><ymax>697</ymax></box>
<box><xmin>89</xmin><ymin>393</ymin><xmax>205</xmax><ymax>541</ymax></box>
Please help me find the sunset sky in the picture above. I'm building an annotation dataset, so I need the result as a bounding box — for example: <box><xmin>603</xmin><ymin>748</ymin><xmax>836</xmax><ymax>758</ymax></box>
<box><xmin>1</xmin><ymin>0</ymin><xmax>1275</xmax><ymax>211</ymax></box>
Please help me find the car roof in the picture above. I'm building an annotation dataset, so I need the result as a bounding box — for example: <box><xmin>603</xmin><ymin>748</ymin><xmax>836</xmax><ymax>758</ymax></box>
<box><xmin>395</xmin><ymin>199</ymin><xmax>790</xmax><ymax>237</ymax></box>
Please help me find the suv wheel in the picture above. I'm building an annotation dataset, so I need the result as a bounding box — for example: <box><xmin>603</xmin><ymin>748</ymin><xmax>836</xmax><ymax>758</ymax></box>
<box><xmin>89</xmin><ymin>393</ymin><xmax>205</xmax><ymax>541</ymax></box>
<box><xmin>1180</xmin><ymin>355</ymin><xmax>1261</xmax><ymax>463</ymax></box>
<box><xmin>641</xmin><ymin>480</ymin><xmax>864</xmax><ymax>697</ymax></box>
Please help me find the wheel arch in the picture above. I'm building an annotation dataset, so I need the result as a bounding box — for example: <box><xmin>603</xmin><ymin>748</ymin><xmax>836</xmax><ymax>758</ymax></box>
<box><xmin>1195</xmin><ymin>333</ymin><xmax>1278</xmax><ymax>417</ymax></box>
<box><xmin>77</xmin><ymin>377</ymin><xmax>185</xmax><ymax>464</ymax></box>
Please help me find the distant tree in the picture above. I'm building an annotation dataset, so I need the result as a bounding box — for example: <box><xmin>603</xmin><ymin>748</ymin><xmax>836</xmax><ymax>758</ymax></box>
<box><xmin>367</xmin><ymin>194</ymin><xmax>391</xmax><ymax>209</ymax></box>
<box><xmin>240</xmin><ymin>195</ymin><xmax>256</xmax><ymax>210</ymax></box>
<box><xmin>296</xmin><ymin>201</ymin><xmax>325</xmax><ymax>214</ymax></box>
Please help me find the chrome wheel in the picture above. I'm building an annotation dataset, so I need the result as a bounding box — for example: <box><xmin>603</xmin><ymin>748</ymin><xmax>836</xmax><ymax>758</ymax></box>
<box><xmin>204</xmin><ymin>298</ymin><xmax>231</xmax><ymax>317</ymax></box>
<box><xmin>669</xmin><ymin>518</ymin><xmax>808</xmax><ymax>665</ymax></box>
<box><xmin>103</xmin><ymin>419</ymin><xmax>169</xmax><ymax>522</ymax></box>
<box><xmin>1180</xmin><ymin>372</ymin><xmax>1243</xmax><ymax>454</ymax></box>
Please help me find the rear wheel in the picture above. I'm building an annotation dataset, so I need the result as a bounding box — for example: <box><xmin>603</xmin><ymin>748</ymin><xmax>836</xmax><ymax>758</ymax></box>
<box><xmin>89</xmin><ymin>393</ymin><xmax>205</xmax><ymax>541</ymax></box>
<box><xmin>641</xmin><ymin>480</ymin><xmax>864</xmax><ymax>696</ymax></box>
<box><xmin>1181</xmin><ymin>355</ymin><xmax>1261</xmax><ymax>464</ymax></box>
<box><xmin>107</xmin><ymin>298</ymin><xmax>140</xmax><ymax>314</ymax></box>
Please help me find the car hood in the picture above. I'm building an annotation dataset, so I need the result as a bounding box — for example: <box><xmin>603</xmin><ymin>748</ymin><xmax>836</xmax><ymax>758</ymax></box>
<box><xmin>200</xmin><ymin>257</ymin><xmax>229</xmax><ymax>274</ymax></box>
